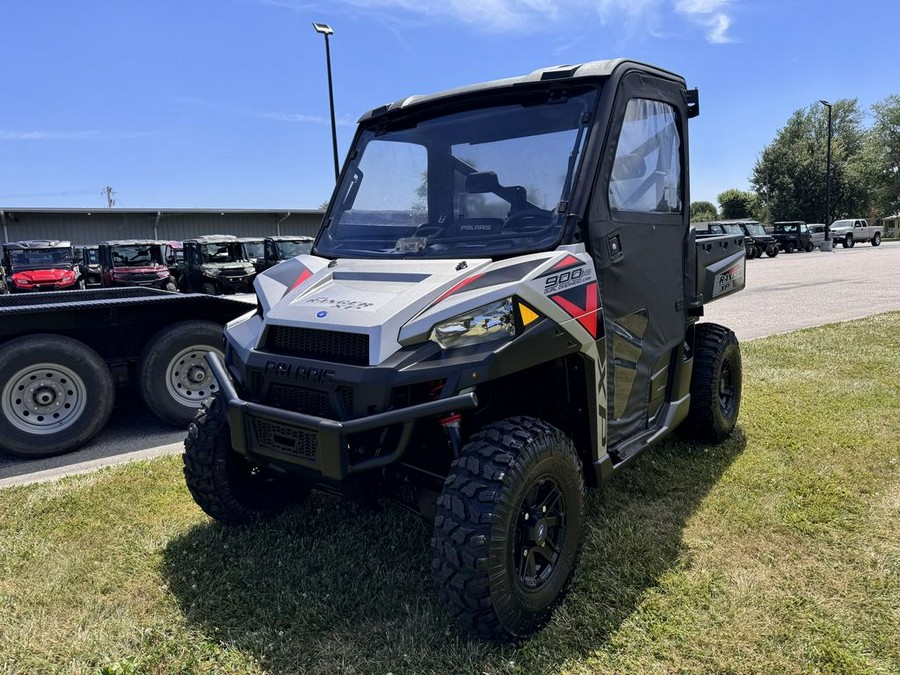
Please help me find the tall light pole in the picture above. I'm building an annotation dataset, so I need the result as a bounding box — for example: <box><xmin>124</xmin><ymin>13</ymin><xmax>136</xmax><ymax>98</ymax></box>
<box><xmin>313</xmin><ymin>22</ymin><xmax>340</xmax><ymax>183</ymax></box>
<box><xmin>819</xmin><ymin>99</ymin><xmax>833</xmax><ymax>252</ymax></box>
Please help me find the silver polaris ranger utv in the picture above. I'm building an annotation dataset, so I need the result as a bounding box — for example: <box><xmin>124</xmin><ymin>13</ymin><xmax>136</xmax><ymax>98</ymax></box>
<box><xmin>184</xmin><ymin>59</ymin><xmax>746</xmax><ymax>640</ymax></box>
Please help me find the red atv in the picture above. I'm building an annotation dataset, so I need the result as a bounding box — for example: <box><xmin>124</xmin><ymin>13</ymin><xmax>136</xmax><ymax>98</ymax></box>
<box><xmin>2</xmin><ymin>240</ymin><xmax>84</xmax><ymax>292</ymax></box>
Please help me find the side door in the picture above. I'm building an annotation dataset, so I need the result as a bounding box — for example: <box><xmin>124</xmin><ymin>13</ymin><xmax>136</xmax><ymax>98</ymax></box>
<box><xmin>586</xmin><ymin>72</ymin><xmax>690</xmax><ymax>450</ymax></box>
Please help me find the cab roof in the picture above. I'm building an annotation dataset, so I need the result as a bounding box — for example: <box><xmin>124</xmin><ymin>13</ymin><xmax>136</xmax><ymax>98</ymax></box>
<box><xmin>359</xmin><ymin>59</ymin><xmax>685</xmax><ymax>123</ymax></box>
<box><xmin>2</xmin><ymin>239</ymin><xmax>72</xmax><ymax>250</ymax></box>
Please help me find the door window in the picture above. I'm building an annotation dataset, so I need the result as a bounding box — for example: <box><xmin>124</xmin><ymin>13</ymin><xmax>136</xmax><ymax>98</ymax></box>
<box><xmin>609</xmin><ymin>99</ymin><xmax>682</xmax><ymax>214</ymax></box>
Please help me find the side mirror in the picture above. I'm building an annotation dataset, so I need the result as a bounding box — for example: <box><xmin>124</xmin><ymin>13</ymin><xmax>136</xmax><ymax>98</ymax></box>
<box><xmin>465</xmin><ymin>171</ymin><xmax>501</xmax><ymax>194</ymax></box>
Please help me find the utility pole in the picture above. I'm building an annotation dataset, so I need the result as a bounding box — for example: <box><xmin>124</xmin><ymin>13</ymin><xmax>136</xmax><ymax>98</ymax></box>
<box><xmin>103</xmin><ymin>186</ymin><xmax>118</xmax><ymax>208</ymax></box>
<box><xmin>819</xmin><ymin>100</ymin><xmax>833</xmax><ymax>252</ymax></box>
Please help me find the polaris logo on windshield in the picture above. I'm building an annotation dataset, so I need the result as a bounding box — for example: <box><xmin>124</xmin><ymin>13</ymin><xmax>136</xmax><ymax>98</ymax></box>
<box><xmin>264</xmin><ymin>361</ymin><xmax>336</xmax><ymax>384</ymax></box>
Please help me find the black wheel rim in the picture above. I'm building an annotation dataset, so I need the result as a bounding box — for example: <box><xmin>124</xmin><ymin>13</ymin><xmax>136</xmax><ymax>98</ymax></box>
<box><xmin>718</xmin><ymin>358</ymin><xmax>736</xmax><ymax>418</ymax></box>
<box><xmin>513</xmin><ymin>477</ymin><xmax>566</xmax><ymax>591</ymax></box>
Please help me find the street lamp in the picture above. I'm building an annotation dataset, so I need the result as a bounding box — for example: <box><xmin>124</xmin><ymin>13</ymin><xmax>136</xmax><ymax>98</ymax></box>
<box><xmin>313</xmin><ymin>22</ymin><xmax>340</xmax><ymax>183</ymax></box>
<box><xmin>819</xmin><ymin>99</ymin><xmax>833</xmax><ymax>252</ymax></box>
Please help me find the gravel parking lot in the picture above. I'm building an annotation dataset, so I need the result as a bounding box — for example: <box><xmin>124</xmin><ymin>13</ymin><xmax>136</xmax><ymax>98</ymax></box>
<box><xmin>2</xmin><ymin>242</ymin><xmax>899</xmax><ymax>486</ymax></box>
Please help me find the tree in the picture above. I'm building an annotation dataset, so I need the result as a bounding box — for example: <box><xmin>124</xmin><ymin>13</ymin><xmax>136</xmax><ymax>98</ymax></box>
<box><xmin>717</xmin><ymin>189</ymin><xmax>756</xmax><ymax>219</ymax></box>
<box><xmin>690</xmin><ymin>200</ymin><xmax>718</xmax><ymax>222</ymax></box>
<box><xmin>862</xmin><ymin>95</ymin><xmax>900</xmax><ymax>218</ymax></box>
<box><xmin>751</xmin><ymin>100</ymin><xmax>869</xmax><ymax>223</ymax></box>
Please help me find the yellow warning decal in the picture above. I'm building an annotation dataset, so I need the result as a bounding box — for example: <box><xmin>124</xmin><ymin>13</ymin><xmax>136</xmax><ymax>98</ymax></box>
<box><xmin>518</xmin><ymin>303</ymin><xmax>540</xmax><ymax>326</ymax></box>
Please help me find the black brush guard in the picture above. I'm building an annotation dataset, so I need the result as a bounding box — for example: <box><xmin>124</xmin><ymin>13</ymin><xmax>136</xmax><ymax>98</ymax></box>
<box><xmin>206</xmin><ymin>352</ymin><xmax>478</xmax><ymax>480</ymax></box>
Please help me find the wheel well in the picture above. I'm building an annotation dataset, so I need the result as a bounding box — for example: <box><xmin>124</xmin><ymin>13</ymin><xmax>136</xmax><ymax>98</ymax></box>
<box><xmin>467</xmin><ymin>354</ymin><xmax>595</xmax><ymax>484</ymax></box>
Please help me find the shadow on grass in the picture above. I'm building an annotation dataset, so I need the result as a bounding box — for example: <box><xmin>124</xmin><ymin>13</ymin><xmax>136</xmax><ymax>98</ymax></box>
<box><xmin>162</xmin><ymin>429</ymin><xmax>745</xmax><ymax>673</ymax></box>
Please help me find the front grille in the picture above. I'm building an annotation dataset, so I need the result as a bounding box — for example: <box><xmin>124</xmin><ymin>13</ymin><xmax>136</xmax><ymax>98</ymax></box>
<box><xmin>251</xmin><ymin>417</ymin><xmax>317</xmax><ymax>462</ymax></box>
<box><xmin>264</xmin><ymin>326</ymin><xmax>369</xmax><ymax>366</ymax></box>
<box><xmin>266</xmin><ymin>384</ymin><xmax>333</xmax><ymax>417</ymax></box>
<box><xmin>262</xmin><ymin>383</ymin><xmax>355</xmax><ymax>420</ymax></box>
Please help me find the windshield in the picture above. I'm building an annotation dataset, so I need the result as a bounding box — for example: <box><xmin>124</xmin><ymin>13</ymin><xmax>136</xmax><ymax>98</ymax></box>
<box><xmin>7</xmin><ymin>247</ymin><xmax>72</xmax><ymax>269</ymax></box>
<box><xmin>201</xmin><ymin>243</ymin><xmax>244</xmax><ymax>263</ymax></box>
<box><xmin>719</xmin><ymin>224</ymin><xmax>743</xmax><ymax>235</ymax></box>
<box><xmin>316</xmin><ymin>86</ymin><xmax>599</xmax><ymax>258</ymax></box>
<box><xmin>745</xmin><ymin>223</ymin><xmax>768</xmax><ymax>237</ymax></box>
<box><xmin>274</xmin><ymin>240</ymin><xmax>313</xmax><ymax>259</ymax></box>
<box><xmin>111</xmin><ymin>245</ymin><xmax>163</xmax><ymax>267</ymax></box>
<box><xmin>243</xmin><ymin>242</ymin><xmax>264</xmax><ymax>259</ymax></box>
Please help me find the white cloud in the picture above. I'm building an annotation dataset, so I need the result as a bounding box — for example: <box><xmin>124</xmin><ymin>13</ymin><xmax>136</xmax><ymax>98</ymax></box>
<box><xmin>675</xmin><ymin>0</ymin><xmax>734</xmax><ymax>43</ymax></box>
<box><xmin>178</xmin><ymin>96</ymin><xmax>355</xmax><ymax>127</ymax></box>
<box><xmin>250</xmin><ymin>0</ymin><xmax>737</xmax><ymax>42</ymax></box>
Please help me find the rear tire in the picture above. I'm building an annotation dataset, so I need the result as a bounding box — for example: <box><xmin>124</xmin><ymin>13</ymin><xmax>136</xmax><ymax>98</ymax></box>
<box><xmin>785</xmin><ymin>241</ymin><xmax>796</xmax><ymax>253</ymax></box>
<box><xmin>872</xmin><ymin>232</ymin><xmax>881</xmax><ymax>246</ymax></box>
<box><xmin>684</xmin><ymin>323</ymin><xmax>741</xmax><ymax>443</ymax></box>
<box><xmin>0</xmin><ymin>334</ymin><xmax>114</xmax><ymax>457</ymax></box>
<box><xmin>183</xmin><ymin>394</ymin><xmax>305</xmax><ymax>525</ymax></box>
<box><xmin>433</xmin><ymin>417</ymin><xmax>584</xmax><ymax>640</ymax></box>
<box><xmin>138</xmin><ymin>321</ymin><xmax>225</xmax><ymax>427</ymax></box>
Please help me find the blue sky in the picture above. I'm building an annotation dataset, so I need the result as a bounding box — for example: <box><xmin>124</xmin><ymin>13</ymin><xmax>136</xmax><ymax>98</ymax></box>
<box><xmin>2</xmin><ymin>0</ymin><xmax>898</xmax><ymax>210</ymax></box>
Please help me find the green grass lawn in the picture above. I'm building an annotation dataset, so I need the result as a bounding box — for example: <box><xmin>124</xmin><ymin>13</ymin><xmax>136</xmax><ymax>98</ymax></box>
<box><xmin>1</xmin><ymin>314</ymin><xmax>898</xmax><ymax>674</ymax></box>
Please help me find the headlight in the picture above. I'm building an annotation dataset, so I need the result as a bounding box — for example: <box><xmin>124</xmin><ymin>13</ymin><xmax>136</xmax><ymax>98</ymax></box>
<box><xmin>429</xmin><ymin>298</ymin><xmax>515</xmax><ymax>350</ymax></box>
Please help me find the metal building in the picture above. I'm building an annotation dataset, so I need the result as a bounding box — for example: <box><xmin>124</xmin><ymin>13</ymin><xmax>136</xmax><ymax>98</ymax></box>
<box><xmin>0</xmin><ymin>208</ymin><xmax>325</xmax><ymax>245</ymax></box>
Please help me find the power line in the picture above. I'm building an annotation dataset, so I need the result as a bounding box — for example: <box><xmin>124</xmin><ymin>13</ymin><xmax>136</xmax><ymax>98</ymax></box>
<box><xmin>0</xmin><ymin>189</ymin><xmax>100</xmax><ymax>199</ymax></box>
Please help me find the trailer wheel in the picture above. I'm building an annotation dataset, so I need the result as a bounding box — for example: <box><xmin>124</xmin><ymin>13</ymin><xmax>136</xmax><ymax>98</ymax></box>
<box><xmin>138</xmin><ymin>320</ymin><xmax>225</xmax><ymax>427</ymax></box>
<box><xmin>183</xmin><ymin>394</ymin><xmax>303</xmax><ymax>524</ymax></box>
<box><xmin>433</xmin><ymin>416</ymin><xmax>584</xmax><ymax>640</ymax></box>
<box><xmin>684</xmin><ymin>323</ymin><xmax>741</xmax><ymax>443</ymax></box>
<box><xmin>0</xmin><ymin>334</ymin><xmax>114</xmax><ymax>457</ymax></box>
<box><xmin>872</xmin><ymin>232</ymin><xmax>881</xmax><ymax>246</ymax></box>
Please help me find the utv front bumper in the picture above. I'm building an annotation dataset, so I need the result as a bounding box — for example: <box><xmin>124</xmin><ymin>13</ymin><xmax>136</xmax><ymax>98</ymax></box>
<box><xmin>206</xmin><ymin>352</ymin><xmax>477</xmax><ymax>480</ymax></box>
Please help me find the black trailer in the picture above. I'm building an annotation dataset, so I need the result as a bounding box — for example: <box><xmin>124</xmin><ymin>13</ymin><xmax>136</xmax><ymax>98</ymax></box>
<box><xmin>0</xmin><ymin>287</ymin><xmax>253</xmax><ymax>457</ymax></box>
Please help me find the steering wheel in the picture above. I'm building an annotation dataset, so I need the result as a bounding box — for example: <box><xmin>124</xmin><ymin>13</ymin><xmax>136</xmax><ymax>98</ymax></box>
<box><xmin>501</xmin><ymin>209</ymin><xmax>555</xmax><ymax>234</ymax></box>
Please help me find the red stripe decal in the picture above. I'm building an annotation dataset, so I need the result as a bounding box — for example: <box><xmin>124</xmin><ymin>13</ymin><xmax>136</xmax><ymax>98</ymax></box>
<box><xmin>551</xmin><ymin>282</ymin><xmax>599</xmax><ymax>338</ymax></box>
<box><xmin>552</xmin><ymin>254</ymin><xmax>582</xmax><ymax>270</ymax></box>
<box><xmin>432</xmin><ymin>273</ymin><xmax>485</xmax><ymax>306</ymax></box>
<box><xmin>290</xmin><ymin>268</ymin><xmax>312</xmax><ymax>290</ymax></box>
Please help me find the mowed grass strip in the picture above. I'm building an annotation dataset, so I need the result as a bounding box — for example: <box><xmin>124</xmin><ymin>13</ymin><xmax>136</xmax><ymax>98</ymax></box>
<box><xmin>1</xmin><ymin>313</ymin><xmax>898</xmax><ymax>675</ymax></box>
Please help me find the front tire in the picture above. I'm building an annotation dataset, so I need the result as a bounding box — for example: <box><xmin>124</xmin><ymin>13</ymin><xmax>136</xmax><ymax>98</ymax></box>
<box><xmin>0</xmin><ymin>334</ymin><xmax>114</xmax><ymax>457</ymax></box>
<box><xmin>183</xmin><ymin>394</ymin><xmax>304</xmax><ymax>525</ymax></box>
<box><xmin>804</xmin><ymin>241</ymin><xmax>814</xmax><ymax>252</ymax></box>
<box><xmin>138</xmin><ymin>320</ymin><xmax>225</xmax><ymax>427</ymax></box>
<box><xmin>433</xmin><ymin>417</ymin><xmax>585</xmax><ymax>640</ymax></box>
<box><xmin>844</xmin><ymin>234</ymin><xmax>854</xmax><ymax>248</ymax></box>
<box><xmin>766</xmin><ymin>245</ymin><xmax>779</xmax><ymax>258</ymax></box>
<box><xmin>684</xmin><ymin>323</ymin><xmax>741</xmax><ymax>443</ymax></box>
<box><xmin>784</xmin><ymin>241</ymin><xmax>796</xmax><ymax>253</ymax></box>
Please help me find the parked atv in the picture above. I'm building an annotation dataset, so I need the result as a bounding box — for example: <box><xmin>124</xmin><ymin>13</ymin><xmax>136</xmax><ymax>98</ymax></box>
<box><xmin>183</xmin><ymin>59</ymin><xmax>745</xmax><ymax>641</ymax></box>
<box><xmin>178</xmin><ymin>234</ymin><xmax>256</xmax><ymax>295</ymax></box>
<box><xmin>257</xmin><ymin>235</ymin><xmax>315</xmax><ymax>272</ymax></box>
<box><xmin>239</xmin><ymin>237</ymin><xmax>266</xmax><ymax>274</ymax></box>
<box><xmin>1</xmin><ymin>240</ymin><xmax>84</xmax><ymax>292</ymax></box>
<box><xmin>771</xmin><ymin>221</ymin><xmax>813</xmax><ymax>253</ymax></box>
<box><xmin>76</xmin><ymin>245</ymin><xmax>103</xmax><ymax>285</ymax></box>
<box><xmin>98</xmin><ymin>240</ymin><xmax>177</xmax><ymax>291</ymax></box>
<box><xmin>734</xmin><ymin>220</ymin><xmax>778</xmax><ymax>258</ymax></box>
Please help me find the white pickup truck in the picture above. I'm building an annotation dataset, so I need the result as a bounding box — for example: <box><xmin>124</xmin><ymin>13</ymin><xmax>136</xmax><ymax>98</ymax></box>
<box><xmin>830</xmin><ymin>219</ymin><xmax>883</xmax><ymax>248</ymax></box>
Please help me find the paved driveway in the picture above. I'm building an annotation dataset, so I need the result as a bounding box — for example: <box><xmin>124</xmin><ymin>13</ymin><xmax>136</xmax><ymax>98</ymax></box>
<box><xmin>3</xmin><ymin>242</ymin><xmax>900</xmax><ymax>487</ymax></box>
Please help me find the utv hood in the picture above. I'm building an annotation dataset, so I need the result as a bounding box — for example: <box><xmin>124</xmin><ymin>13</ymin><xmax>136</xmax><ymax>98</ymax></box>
<box><xmin>12</xmin><ymin>268</ymin><xmax>74</xmax><ymax>284</ymax></box>
<box><xmin>201</xmin><ymin>262</ymin><xmax>255</xmax><ymax>277</ymax></box>
<box><xmin>252</xmin><ymin>254</ymin><xmax>560</xmax><ymax>365</ymax></box>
